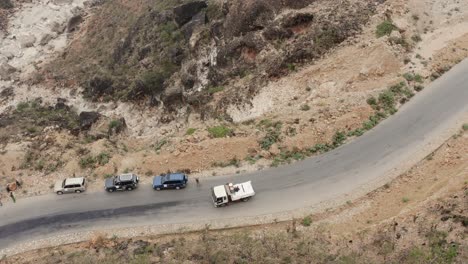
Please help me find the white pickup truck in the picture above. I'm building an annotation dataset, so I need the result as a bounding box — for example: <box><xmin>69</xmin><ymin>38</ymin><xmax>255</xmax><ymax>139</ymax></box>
<box><xmin>211</xmin><ymin>181</ymin><xmax>255</xmax><ymax>207</ymax></box>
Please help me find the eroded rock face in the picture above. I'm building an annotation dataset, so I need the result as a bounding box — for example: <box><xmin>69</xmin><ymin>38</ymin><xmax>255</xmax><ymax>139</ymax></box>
<box><xmin>44</xmin><ymin>0</ymin><xmax>382</xmax><ymax>119</ymax></box>
<box><xmin>173</xmin><ymin>1</ymin><xmax>207</xmax><ymax>27</ymax></box>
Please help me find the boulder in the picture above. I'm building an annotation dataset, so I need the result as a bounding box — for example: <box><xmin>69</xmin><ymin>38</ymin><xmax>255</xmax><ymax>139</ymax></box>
<box><xmin>19</xmin><ymin>35</ymin><xmax>36</xmax><ymax>48</ymax></box>
<box><xmin>173</xmin><ymin>1</ymin><xmax>207</xmax><ymax>27</ymax></box>
<box><xmin>79</xmin><ymin>111</ymin><xmax>101</xmax><ymax>131</ymax></box>
<box><xmin>0</xmin><ymin>62</ymin><xmax>17</xmax><ymax>80</ymax></box>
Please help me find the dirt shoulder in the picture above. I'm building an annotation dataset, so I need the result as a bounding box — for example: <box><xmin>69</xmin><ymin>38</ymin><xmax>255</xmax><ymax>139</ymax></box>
<box><xmin>3</xmin><ymin>127</ymin><xmax>467</xmax><ymax>263</ymax></box>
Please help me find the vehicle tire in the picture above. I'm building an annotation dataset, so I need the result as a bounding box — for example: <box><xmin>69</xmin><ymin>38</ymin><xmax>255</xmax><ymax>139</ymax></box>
<box><xmin>56</xmin><ymin>191</ymin><xmax>63</xmax><ymax>195</ymax></box>
<box><xmin>75</xmin><ymin>190</ymin><xmax>81</xmax><ymax>193</ymax></box>
<box><xmin>176</xmin><ymin>186</ymin><xmax>180</xmax><ymax>190</ymax></box>
<box><xmin>242</xmin><ymin>198</ymin><xmax>250</xmax><ymax>202</ymax></box>
<box><xmin>156</xmin><ymin>187</ymin><xmax>161</xmax><ymax>191</ymax></box>
<box><xmin>108</xmin><ymin>188</ymin><xmax>114</xmax><ymax>193</ymax></box>
<box><xmin>127</xmin><ymin>187</ymin><xmax>133</xmax><ymax>191</ymax></box>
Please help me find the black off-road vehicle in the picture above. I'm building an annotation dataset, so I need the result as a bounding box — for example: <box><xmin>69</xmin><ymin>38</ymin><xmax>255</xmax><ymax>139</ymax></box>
<box><xmin>105</xmin><ymin>174</ymin><xmax>139</xmax><ymax>192</ymax></box>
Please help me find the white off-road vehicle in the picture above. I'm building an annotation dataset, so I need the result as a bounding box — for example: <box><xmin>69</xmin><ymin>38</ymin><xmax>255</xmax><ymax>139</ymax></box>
<box><xmin>211</xmin><ymin>181</ymin><xmax>255</xmax><ymax>207</ymax></box>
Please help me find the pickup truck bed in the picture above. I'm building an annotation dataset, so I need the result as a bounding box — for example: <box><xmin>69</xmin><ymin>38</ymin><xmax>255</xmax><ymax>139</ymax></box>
<box><xmin>229</xmin><ymin>181</ymin><xmax>255</xmax><ymax>201</ymax></box>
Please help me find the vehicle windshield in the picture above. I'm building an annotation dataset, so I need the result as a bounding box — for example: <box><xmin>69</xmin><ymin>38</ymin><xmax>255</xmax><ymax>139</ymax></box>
<box><xmin>163</xmin><ymin>174</ymin><xmax>170</xmax><ymax>182</ymax></box>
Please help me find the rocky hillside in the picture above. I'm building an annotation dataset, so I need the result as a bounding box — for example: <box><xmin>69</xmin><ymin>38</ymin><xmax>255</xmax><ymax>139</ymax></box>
<box><xmin>42</xmin><ymin>0</ymin><xmax>379</xmax><ymax>119</ymax></box>
<box><xmin>0</xmin><ymin>0</ymin><xmax>467</xmax><ymax>202</ymax></box>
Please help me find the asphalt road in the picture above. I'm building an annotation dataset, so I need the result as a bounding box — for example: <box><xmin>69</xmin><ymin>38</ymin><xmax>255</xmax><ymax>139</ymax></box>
<box><xmin>1</xmin><ymin>59</ymin><xmax>467</xmax><ymax>251</ymax></box>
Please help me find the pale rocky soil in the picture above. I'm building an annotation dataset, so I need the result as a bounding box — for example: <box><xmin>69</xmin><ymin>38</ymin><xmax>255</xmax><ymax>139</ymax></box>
<box><xmin>2</xmin><ymin>127</ymin><xmax>467</xmax><ymax>263</ymax></box>
<box><xmin>0</xmin><ymin>0</ymin><xmax>467</xmax><ymax>201</ymax></box>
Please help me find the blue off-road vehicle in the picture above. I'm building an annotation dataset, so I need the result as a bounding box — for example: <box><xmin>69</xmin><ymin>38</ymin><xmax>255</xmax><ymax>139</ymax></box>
<box><xmin>152</xmin><ymin>173</ymin><xmax>188</xmax><ymax>191</ymax></box>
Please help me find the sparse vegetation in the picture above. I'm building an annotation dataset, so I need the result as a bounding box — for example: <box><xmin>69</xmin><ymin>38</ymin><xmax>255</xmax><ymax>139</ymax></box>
<box><xmin>186</xmin><ymin>128</ymin><xmax>197</xmax><ymax>135</ymax></box>
<box><xmin>11</xmin><ymin>101</ymin><xmax>80</xmax><ymax>135</ymax></box>
<box><xmin>79</xmin><ymin>152</ymin><xmax>112</xmax><ymax>169</ymax></box>
<box><xmin>212</xmin><ymin>157</ymin><xmax>240</xmax><ymax>168</ymax></box>
<box><xmin>367</xmin><ymin>96</ymin><xmax>377</xmax><ymax>107</ymax></box>
<box><xmin>403</xmin><ymin>72</ymin><xmax>415</xmax><ymax>82</ymax></box>
<box><xmin>259</xmin><ymin>122</ymin><xmax>282</xmax><ymax>150</ymax></box>
<box><xmin>462</xmin><ymin>124</ymin><xmax>468</xmax><ymax>131</ymax></box>
<box><xmin>96</xmin><ymin>152</ymin><xmax>111</xmax><ymax>166</ymax></box>
<box><xmin>79</xmin><ymin>155</ymin><xmax>97</xmax><ymax>169</ymax></box>
<box><xmin>332</xmin><ymin>131</ymin><xmax>347</xmax><ymax>147</ymax></box>
<box><xmin>207</xmin><ymin>86</ymin><xmax>225</xmax><ymax>95</ymax></box>
<box><xmin>108</xmin><ymin>119</ymin><xmax>124</xmax><ymax>133</ymax></box>
<box><xmin>376</xmin><ymin>20</ymin><xmax>396</xmax><ymax>37</ymax></box>
<box><xmin>286</xmin><ymin>63</ymin><xmax>296</xmax><ymax>72</ymax></box>
<box><xmin>208</xmin><ymin>125</ymin><xmax>233</xmax><ymax>138</ymax></box>
<box><xmin>301</xmin><ymin>216</ymin><xmax>312</xmax><ymax>226</ymax></box>
<box><xmin>154</xmin><ymin>139</ymin><xmax>168</xmax><ymax>152</ymax></box>
<box><xmin>300</xmin><ymin>104</ymin><xmax>311</xmax><ymax>111</ymax></box>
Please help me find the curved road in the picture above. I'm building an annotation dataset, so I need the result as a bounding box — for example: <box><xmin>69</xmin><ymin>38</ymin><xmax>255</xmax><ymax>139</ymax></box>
<box><xmin>1</xmin><ymin>60</ymin><xmax>467</xmax><ymax>251</ymax></box>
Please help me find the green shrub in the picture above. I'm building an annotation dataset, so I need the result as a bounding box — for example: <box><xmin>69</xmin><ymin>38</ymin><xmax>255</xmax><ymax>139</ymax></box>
<box><xmin>378</xmin><ymin>90</ymin><xmax>395</xmax><ymax>111</ymax></box>
<box><xmin>207</xmin><ymin>86</ymin><xmax>225</xmax><ymax>95</ymax></box>
<box><xmin>332</xmin><ymin>131</ymin><xmax>347</xmax><ymax>147</ymax></box>
<box><xmin>413</xmin><ymin>74</ymin><xmax>423</xmax><ymax>83</ymax></box>
<box><xmin>348</xmin><ymin>128</ymin><xmax>364</xmax><ymax>137</ymax></box>
<box><xmin>462</xmin><ymin>124</ymin><xmax>468</xmax><ymax>131</ymax></box>
<box><xmin>16</xmin><ymin>102</ymin><xmax>30</xmax><ymax>112</ymax></box>
<box><xmin>366</xmin><ymin>97</ymin><xmax>377</xmax><ymax>106</ymax></box>
<box><xmin>259</xmin><ymin>127</ymin><xmax>281</xmax><ymax>150</ymax></box>
<box><xmin>286</xmin><ymin>63</ymin><xmax>296</xmax><ymax>72</ymax></box>
<box><xmin>108</xmin><ymin>119</ymin><xmax>124</xmax><ymax>131</ymax></box>
<box><xmin>208</xmin><ymin>125</ymin><xmax>233</xmax><ymax>138</ymax></box>
<box><xmin>307</xmin><ymin>143</ymin><xmax>331</xmax><ymax>154</ymax></box>
<box><xmin>186</xmin><ymin>128</ymin><xmax>197</xmax><ymax>135</ymax></box>
<box><xmin>389</xmin><ymin>82</ymin><xmax>406</xmax><ymax>95</ymax></box>
<box><xmin>376</xmin><ymin>20</ymin><xmax>396</xmax><ymax>38</ymax></box>
<box><xmin>403</xmin><ymin>72</ymin><xmax>415</xmax><ymax>81</ymax></box>
<box><xmin>140</xmin><ymin>70</ymin><xmax>167</xmax><ymax>95</ymax></box>
<box><xmin>154</xmin><ymin>139</ymin><xmax>168</xmax><ymax>152</ymax></box>
<box><xmin>301</xmin><ymin>216</ymin><xmax>312</xmax><ymax>227</ymax></box>
<box><xmin>402</xmin><ymin>197</ymin><xmax>410</xmax><ymax>203</ymax></box>
<box><xmin>79</xmin><ymin>155</ymin><xmax>96</xmax><ymax>169</ymax></box>
<box><xmin>96</xmin><ymin>152</ymin><xmax>111</xmax><ymax>165</ymax></box>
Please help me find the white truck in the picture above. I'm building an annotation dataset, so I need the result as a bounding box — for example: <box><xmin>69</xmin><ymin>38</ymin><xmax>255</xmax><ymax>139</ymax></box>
<box><xmin>211</xmin><ymin>181</ymin><xmax>255</xmax><ymax>207</ymax></box>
